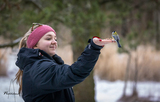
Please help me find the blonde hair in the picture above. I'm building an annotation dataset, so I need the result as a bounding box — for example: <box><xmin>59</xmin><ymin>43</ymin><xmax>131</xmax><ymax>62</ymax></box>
<box><xmin>15</xmin><ymin>25</ymin><xmax>40</xmax><ymax>94</ymax></box>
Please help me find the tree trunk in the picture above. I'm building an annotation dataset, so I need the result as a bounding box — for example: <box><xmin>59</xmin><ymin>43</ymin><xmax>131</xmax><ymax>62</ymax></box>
<box><xmin>122</xmin><ymin>52</ymin><xmax>131</xmax><ymax>97</ymax></box>
<box><xmin>71</xmin><ymin>30</ymin><xmax>95</xmax><ymax>102</ymax></box>
<box><xmin>73</xmin><ymin>71</ymin><xmax>95</xmax><ymax>102</ymax></box>
<box><xmin>121</xmin><ymin>17</ymin><xmax>128</xmax><ymax>37</ymax></box>
<box><xmin>132</xmin><ymin>50</ymin><xmax>138</xmax><ymax>96</ymax></box>
<box><xmin>155</xmin><ymin>2</ymin><xmax>160</xmax><ymax>50</ymax></box>
<box><xmin>72</xmin><ymin>39</ymin><xmax>95</xmax><ymax>102</ymax></box>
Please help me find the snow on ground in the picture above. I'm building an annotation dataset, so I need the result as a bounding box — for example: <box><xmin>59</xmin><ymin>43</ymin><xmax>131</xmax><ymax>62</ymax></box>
<box><xmin>0</xmin><ymin>77</ymin><xmax>24</xmax><ymax>102</ymax></box>
<box><xmin>0</xmin><ymin>51</ymin><xmax>160</xmax><ymax>102</ymax></box>
<box><xmin>0</xmin><ymin>51</ymin><xmax>24</xmax><ymax>102</ymax></box>
<box><xmin>94</xmin><ymin>76</ymin><xmax>160</xmax><ymax>102</ymax></box>
<box><xmin>1</xmin><ymin>76</ymin><xmax>160</xmax><ymax>102</ymax></box>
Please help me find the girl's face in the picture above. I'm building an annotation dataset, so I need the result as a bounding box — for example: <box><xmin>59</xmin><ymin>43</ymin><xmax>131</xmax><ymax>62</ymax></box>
<box><xmin>34</xmin><ymin>31</ymin><xmax>57</xmax><ymax>56</ymax></box>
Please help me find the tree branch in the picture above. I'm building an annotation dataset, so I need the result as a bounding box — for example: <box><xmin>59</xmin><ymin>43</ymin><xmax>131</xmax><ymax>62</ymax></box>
<box><xmin>99</xmin><ymin>0</ymin><xmax>118</xmax><ymax>5</ymax></box>
<box><xmin>0</xmin><ymin>37</ymin><xmax>22</xmax><ymax>48</ymax></box>
<box><xmin>27</xmin><ymin>0</ymin><xmax>43</xmax><ymax>11</ymax></box>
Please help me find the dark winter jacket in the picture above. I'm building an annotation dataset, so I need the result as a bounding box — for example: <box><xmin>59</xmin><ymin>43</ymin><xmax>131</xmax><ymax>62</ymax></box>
<box><xmin>15</xmin><ymin>39</ymin><xmax>102</xmax><ymax>102</ymax></box>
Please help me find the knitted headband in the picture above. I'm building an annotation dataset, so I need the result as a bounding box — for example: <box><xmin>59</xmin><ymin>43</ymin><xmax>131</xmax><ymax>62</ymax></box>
<box><xmin>27</xmin><ymin>25</ymin><xmax>56</xmax><ymax>48</ymax></box>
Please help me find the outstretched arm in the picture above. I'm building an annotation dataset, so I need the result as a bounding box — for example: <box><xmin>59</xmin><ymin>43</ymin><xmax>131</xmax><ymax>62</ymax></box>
<box><xmin>30</xmin><ymin>37</ymin><xmax>115</xmax><ymax>92</ymax></box>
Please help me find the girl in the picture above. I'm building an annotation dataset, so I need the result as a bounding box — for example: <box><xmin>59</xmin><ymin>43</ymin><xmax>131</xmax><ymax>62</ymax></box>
<box><xmin>15</xmin><ymin>23</ymin><xmax>115</xmax><ymax>102</ymax></box>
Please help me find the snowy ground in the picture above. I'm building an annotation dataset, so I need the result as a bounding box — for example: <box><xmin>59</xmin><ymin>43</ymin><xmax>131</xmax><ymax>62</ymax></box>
<box><xmin>1</xmin><ymin>76</ymin><xmax>160</xmax><ymax>102</ymax></box>
<box><xmin>94</xmin><ymin>76</ymin><xmax>160</xmax><ymax>102</ymax></box>
<box><xmin>0</xmin><ymin>51</ymin><xmax>160</xmax><ymax>102</ymax></box>
<box><xmin>0</xmin><ymin>77</ymin><xmax>24</xmax><ymax>102</ymax></box>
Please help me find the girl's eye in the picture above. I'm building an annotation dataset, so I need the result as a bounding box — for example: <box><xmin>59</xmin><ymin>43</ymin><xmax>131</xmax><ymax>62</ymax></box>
<box><xmin>55</xmin><ymin>39</ymin><xmax>57</xmax><ymax>41</ymax></box>
<box><xmin>46</xmin><ymin>38</ymin><xmax>51</xmax><ymax>40</ymax></box>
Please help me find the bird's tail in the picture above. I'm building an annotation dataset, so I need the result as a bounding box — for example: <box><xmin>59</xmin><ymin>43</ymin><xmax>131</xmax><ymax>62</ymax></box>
<box><xmin>117</xmin><ymin>40</ymin><xmax>122</xmax><ymax>48</ymax></box>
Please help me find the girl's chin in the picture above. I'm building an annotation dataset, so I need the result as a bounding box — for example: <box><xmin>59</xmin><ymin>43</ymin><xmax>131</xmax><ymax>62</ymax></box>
<box><xmin>49</xmin><ymin>52</ymin><xmax>56</xmax><ymax>56</ymax></box>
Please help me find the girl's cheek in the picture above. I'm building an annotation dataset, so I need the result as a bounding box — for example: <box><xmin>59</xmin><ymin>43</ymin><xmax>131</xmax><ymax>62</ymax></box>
<box><xmin>45</xmin><ymin>41</ymin><xmax>51</xmax><ymax>45</ymax></box>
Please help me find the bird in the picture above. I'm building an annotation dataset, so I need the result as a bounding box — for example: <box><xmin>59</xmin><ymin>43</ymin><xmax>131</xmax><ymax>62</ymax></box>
<box><xmin>112</xmin><ymin>31</ymin><xmax>122</xmax><ymax>48</ymax></box>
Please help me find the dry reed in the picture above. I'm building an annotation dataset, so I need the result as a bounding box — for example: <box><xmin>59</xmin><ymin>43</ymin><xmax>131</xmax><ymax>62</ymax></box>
<box><xmin>94</xmin><ymin>44</ymin><xmax>160</xmax><ymax>82</ymax></box>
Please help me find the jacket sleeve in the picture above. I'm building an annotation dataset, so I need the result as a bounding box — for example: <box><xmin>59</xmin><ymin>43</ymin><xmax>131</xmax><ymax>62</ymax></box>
<box><xmin>30</xmin><ymin>39</ymin><xmax>103</xmax><ymax>92</ymax></box>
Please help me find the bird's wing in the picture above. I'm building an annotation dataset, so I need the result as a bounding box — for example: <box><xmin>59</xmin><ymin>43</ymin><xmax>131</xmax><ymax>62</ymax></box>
<box><xmin>112</xmin><ymin>35</ymin><xmax>118</xmax><ymax>40</ymax></box>
<box><xmin>117</xmin><ymin>35</ymin><xmax>120</xmax><ymax>40</ymax></box>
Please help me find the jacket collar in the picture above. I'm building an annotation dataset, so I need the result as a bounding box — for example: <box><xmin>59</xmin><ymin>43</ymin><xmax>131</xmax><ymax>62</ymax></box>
<box><xmin>15</xmin><ymin>47</ymin><xmax>53</xmax><ymax>70</ymax></box>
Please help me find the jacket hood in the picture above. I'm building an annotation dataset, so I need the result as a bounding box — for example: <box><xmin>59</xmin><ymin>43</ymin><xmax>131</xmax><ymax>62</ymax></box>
<box><xmin>15</xmin><ymin>47</ymin><xmax>52</xmax><ymax>70</ymax></box>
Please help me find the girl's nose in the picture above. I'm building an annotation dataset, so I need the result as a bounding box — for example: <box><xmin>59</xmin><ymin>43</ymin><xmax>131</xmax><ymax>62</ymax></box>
<box><xmin>51</xmin><ymin>39</ymin><xmax>57</xmax><ymax>44</ymax></box>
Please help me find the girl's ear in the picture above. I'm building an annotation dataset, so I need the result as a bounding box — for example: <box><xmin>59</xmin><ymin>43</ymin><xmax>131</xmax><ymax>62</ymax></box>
<box><xmin>33</xmin><ymin>45</ymin><xmax>38</xmax><ymax>49</ymax></box>
<box><xmin>33</xmin><ymin>42</ymin><xmax>39</xmax><ymax>49</ymax></box>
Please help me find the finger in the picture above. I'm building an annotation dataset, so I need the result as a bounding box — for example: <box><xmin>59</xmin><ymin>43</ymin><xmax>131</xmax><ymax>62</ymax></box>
<box><xmin>102</xmin><ymin>39</ymin><xmax>116</xmax><ymax>43</ymax></box>
<box><xmin>93</xmin><ymin>37</ymin><xmax>116</xmax><ymax>46</ymax></box>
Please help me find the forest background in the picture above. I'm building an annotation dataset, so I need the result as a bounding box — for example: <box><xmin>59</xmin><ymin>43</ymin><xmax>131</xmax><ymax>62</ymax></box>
<box><xmin>0</xmin><ymin>0</ymin><xmax>160</xmax><ymax>102</ymax></box>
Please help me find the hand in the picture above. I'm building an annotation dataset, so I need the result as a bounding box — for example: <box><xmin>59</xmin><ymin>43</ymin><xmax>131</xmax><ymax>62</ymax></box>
<box><xmin>93</xmin><ymin>37</ymin><xmax>116</xmax><ymax>46</ymax></box>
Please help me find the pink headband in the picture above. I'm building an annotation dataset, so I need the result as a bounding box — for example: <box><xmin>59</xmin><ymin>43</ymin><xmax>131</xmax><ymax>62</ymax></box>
<box><xmin>27</xmin><ymin>25</ymin><xmax>56</xmax><ymax>48</ymax></box>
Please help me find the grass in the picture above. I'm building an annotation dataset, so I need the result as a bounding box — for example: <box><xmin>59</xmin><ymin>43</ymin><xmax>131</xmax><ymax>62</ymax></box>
<box><xmin>94</xmin><ymin>44</ymin><xmax>160</xmax><ymax>82</ymax></box>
